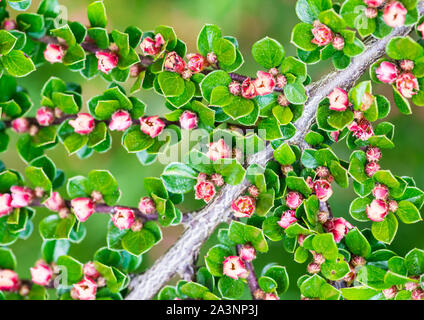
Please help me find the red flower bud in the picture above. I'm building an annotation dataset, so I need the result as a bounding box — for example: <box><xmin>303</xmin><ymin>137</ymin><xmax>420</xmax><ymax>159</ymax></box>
<box><xmin>317</xmin><ymin>211</ymin><xmax>329</xmax><ymax>224</ymax></box>
<box><xmin>364</xmin><ymin>0</ymin><xmax>385</xmax><ymax>8</ymax></box>
<box><xmin>195</xmin><ymin>180</ymin><xmax>216</xmax><ymax>203</ymax></box>
<box><xmin>382</xmin><ymin>286</ymin><xmax>397</xmax><ymax>299</ymax></box>
<box><xmin>164</xmin><ymin>51</ymin><xmax>186</xmax><ymax>74</ymax></box>
<box><xmin>0</xmin><ymin>193</ymin><xmax>13</xmax><ymax>217</ymax></box>
<box><xmin>307</xmin><ymin>262</ymin><xmax>321</xmax><ymax>274</ymax></box>
<box><xmin>253</xmin><ymin>71</ymin><xmax>275</xmax><ymax>96</ymax></box>
<box><xmin>366</xmin><ymin>147</ymin><xmax>382</xmax><ymax>162</ymax></box>
<box><xmin>206</xmin><ymin>52</ymin><xmax>218</xmax><ymax>65</ymax></box>
<box><xmin>388</xmin><ymin>200</ymin><xmax>398</xmax><ymax>212</ymax></box>
<box><xmin>241</xmin><ymin>78</ymin><xmax>258</xmax><ymax>99</ymax></box>
<box><xmin>265</xmin><ymin>293</ymin><xmax>280</xmax><ymax>300</ymax></box>
<box><xmin>332</xmin><ymin>35</ymin><xmax>345</xmax><ymax>50</ymax></box>
<box><xmin>328</xmin><ymin>88</ymin><xmax>349</xmax><ymax>111</ymax></box>
<box><xmin>95</xmin><ymin>51</ymin><xmax>118</xmax><ymax>74</ymax></box>
<box><xmin>11</xmin><ymin>118</ymin><xmax>29</xmax><ymax>133</ymax></box>
<box><xmin>277</xmin><ymin>94</ymin><xmax>290</xmax><ymax>107</ymax></box>
<box><xmin>248</xmin><ymin>185</ymin><xmax>260</xmax><ymax>198</ymax></box>
<box><xmin>348</xmin><ymin>119</ymin><xmax>374</xmax><ymax>141</ymax></box>
<box><xmin>140</xmin><ymin>33</ymin><xmax>164</xmax><ymax>56</ymax></box>
<box><xmin>0</xmin><ymin>269</ymin><xmax>19</xmax><ymax>291</ymax></box>
<box><xmin>139</xmin><ymin>116</ymin><xmax>166</xmax><ymax>138</ymax></box>
<box><xmin>313</xmin><ymin>252</ymin><xmax>325</xmax><ymax>265</ymax></box>
<box><xmin>324</xmin><ymin>218</ymin><xmax>352</xmax><ymax>243</ymax></box>
<box><xmin>83</xmin><ymin>262</ymin><xmax>100</xmax><ymax>280</ymax></box>
<box><xmin>44</xmin><ymin>44</ymin><xmax>65</xmax><ymax>64</ymax></box>
<box><xmin>285</xmin><ymin>191</ymin><xmax>303</xmax><ymax>209</ymax></box>
<box><xmin>36</xmin><ymin>107</ymin><xmax>55</xmax><ymax>127</ymax></box>
<box><xmin>316</xmin><ymin>166</ymin><xmax>330</xmax><ymax>178</ymax></box>
<box><xmin>278</xmin><ymin>210</ymin><xmax>297</xmax><ymax>229</ymax></box>
<box><xmin>112</xmin><ymin>207</ymin><xmax>135</xmax><ymax>230</ymax></box>
<box><xmin>313</xmin><ymin>179</ymin><xmax>333</xmax><ymax>201</ymax></box>
<box><xmin>276</xmin><ymin>74</ymin><xmax>287</xmax><ymax>89</ymax></box>
<box><xmin>396</xmin><ymin>72</ymin><xmax>419</xmax><ymax>98</ymax></box>
<box><xmin>239</xmin><ymin>244</ymin><xmax>256</xmax><ymax>262</ymax></box>
<box><xmin>228</xmin><ymin>81</ymin><xmax>241</xmax><ymax>96</ymax></box>
<box><xmin>179</xmin><ymin>110</ymin><xmax>198</xmax><ymax>130</ymax></box>
<box><xmin>72</xmin><ymin>277</ymin><xmax>97</xmax><ymax>300</ymax></box>
<box><xmin>365</xmin><ymin>162</ymin><xmax>380</xmax><ymax>177</ymax></box>
<box><xmin>30</xmin><ymin>261</ymin><xmax>53</xmax><ymax>286</ymax></box>
<box><xmin>366</xmin><ymin>199</ymin><xmax>388</xmax><ymax>222</ymax></box>
<box><xmin>71</xmin><ymin>198</ymin><xmax>95</xmax><ymax>222</ymax></box>
<box><xmin>223</xmin><ymin>256</ymin><xmax>248</xmax><ymax>280</ymax></box>
<box><xmin>411</xmin><ymin>288</ymin><xmax>424</xmax><ymax>300</ymax></box>
<box><xmin>187</xmin><ymin>53</ymin><xmax>208</xmax><ymax>73</ymax></box>
<box><xmin>138</xmin><ymin>197</ymin><xmax>156</xmax><ymax>215</ymax></box>
<box><xmin>232</xmin><ymin>196</ymin><xmax>256</xmax><ymax>218</ymax></box>
<box><xmin>109</xmin><ymin>110</ymin><xmax>132</xmax><ymax>132</ymax></box>
<box><xmin>69</xmin><ymin>113</ymin><xmax>95</xmax><ymax>135</ymax></box>
<box><xmin>372</xmin><ymin>184</ymin><xmax>389</xmax><ymax>200</ymax></box>
<box><xmin>400</xmin><ymin>59</ymin><xmax>414</xmax><ymax>72</ymax></box>
<box><xmin>365</xmin><ymin>7</ymin><xmax>378</xmax><ymax>19</ymax></box>
<box><xmin>311</xmin><ymin>22</ymin><xmax>333</xmax><ymax>46</ymax></box>
<box><xmin>383</xmin><ymin>1</ymin><xmax>407</xmax><ymax>28</ymax></box>
<box><xmin>206</xmin><ymin>139</ymin><xmax>231</xmax><ymax>161</ymax></box>
<box><xmin>10</xmin><ymin>186</ymin><xmax>33</xmax><ymax>208</ymax></box>
<box><xmin>211</xmin><ymin>173</ymin><xmax>224</xmax><ymax>187</ymax></box>
<box><xmin>3</xmin><ymin>19</ymin><xmax>16</xmax><ymax>30</ymax></box>
<box><xmin>376</xmin><ymin>61</ymin><xmax>399</xmax><ymax>84</ymax></box>
<box><xmin>351</xmin><ymin>255</ymin><xmax>366</xmax><ymax>267</ymax></box>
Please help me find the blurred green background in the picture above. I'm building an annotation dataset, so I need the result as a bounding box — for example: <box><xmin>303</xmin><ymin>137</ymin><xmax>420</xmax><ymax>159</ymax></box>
<box><xmin>2</xmin><ymin>0</ymin><xmax>424</xmax><ymax>299</ymax></box>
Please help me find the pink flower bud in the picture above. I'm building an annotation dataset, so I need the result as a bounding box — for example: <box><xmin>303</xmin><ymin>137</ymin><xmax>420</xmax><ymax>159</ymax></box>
<box><xmin>140</xmin><ymin>33</ymin><xmax>164</xmax><ymax>56</ymax></box>
<box><xmin>418</xmin><ymin>22</ymin><xmax>424</xmax><ymax>40</ymax></box>
<box><xmin>197</xmin><ymin>173</ymin><xmax>208</xmax><ymax>181</ymax></box>
<box><xmin>129</xmin><ymin>64</ymin><xmax>141</xmax><ymax>77</ymax></box>
<box><xmin>324</xmin><ymin>218</ymin><xmax>352</xmax><ymax>243</ymax></box>
<box><xmin>72</xmin><ymin>277</ymin><xmax>97</xmax><ymax>300</ymax></box>
<box><xmin>317</xmin><ymin>211</ymin><xmax>329</xmax><ymax>224</ymax></box>
<box><xmin>307</xmin><ymin>262</ymin><xmax>321</xmax><ymax>274</ymax></box>
<box><xmin>29</xmin><ymin>125</ymin><xmax>39</xmax><ymax>136</ymax></box>
<box><xmin>400</xmin><ymin>59</ymin><xmax>414</xmax><ymax>71</ymax></box>
<box><xmin>328</xmin><ymin>88</ymin><xmax>349</xmax><ymax>111</ymax></box>
<box><xmin>412</xmin><ymin>289</ymin><xmax>424</xmax><ymax>300</ymax></box>
<box><xmin>365</xmin><ymin>162</ymin><xmax>380</xmax><ymax>177</ymax></box>
<box><xmin>206</xmin><ymin>139</ymin><xmax>231</xmax><ymax>161</ymax></box>
<box><xmin>253</xmin><ymin>71</ymin><xmax>275</xmax><ymax>96</ymax></box>
<box><xmin>268</xmin><ymin>67</ymin><xmax>279</xmax><ymax>77</ymax></box>
<box><xmin>366</xmin><ymin>199</ymin><xmax>388</xmax><ymax>222</ymax></box>
<box><xmin>0</xmin><ymin>193</ymin><xmax>13</xmax><ymax>217</ymax></box>
<box><xmin>277</xmin><ymin>94</ymin><xmax>290</xmax><ymax>107</ymax></box>
<box><xmin>187</xmin><ymin>53</ymin><xmax>208</xmax><ymax>73</ymax></box>
<box><xmin>343</xmin><ymin>265</ymin><xmax>357</xmax><ymax>283</ymax></box>
<box><xmin>383</xmin><ymin>1</ymin><xmax>407</xmax><ymax>28</ymax></box>
<box><xmin>0</xmin><ymin>269</ymin><xmax>19</xmax><ymax>291</ymax></box>
<box><xmin>372</xmin><ymin>184</ymin><xmax>389</xmax><ymax>200</ymax></box>
<box><xmin>313</xmin><ymin>252</ymin><xmax>325</xmax><ymax>265</ymax></box>
<box><xmin>265</xmin><ymin>293</ymin><xmax>280</xmax><ymax>300</ymax></box>
<box><xmin>10</xmin><ymin>186</ymin><xmax>33</xmax><ymax>208</ymax></box>
<box><xmin>376</xmin><ymin>61</ymin><xmax>399</xmax><ymax>84</ymax></box>
<box><xmin>298</xmin><ymin>234</ymin><xmax>306</xmax><ymax>246</ymax></box>
<box><xmin>316</xmin><ymin>166</ymin><xmax>330</xmax><ymax>178</ymax></box>
<box><xmin>405</xmin><ymin>279</ymin><xmax>419</xmax><ymax>291</ymax></box>
<box><xmin>332</xmin><ymin>35</ymin><xmax>345</xmax><ymax>50</ymax></box>
<box><xmin>164</xmin><ymin>51</ymin><xmax>186</xmax><ymax>74</ymax></box>
<box><xmin>3</xmin><ymin>19</ymin><xmax>16</xmax><ymax>30</ymax></box>
<box><xmin>11</xmin><ymin>118</ymin><xmax>29</xmax><ymax>133</ymax></box>
<box><xmin>278</xmin><ymin>210</ymin><xmax>297</xmax><ymax>229</ymax></box>
<box><xmin>366</xmin><ymin>147</ymin><xmax>382</xmax><ymax>162</ymax></box>
<box><xmin>232</xmin><ymin>196</ymin><xmax>256</xmax><ymax>218</ymax></box>
<box><xmin>138</xmin><ymin>197</ymin><xmax>156</xmax><ymax>214</ymax></box>
<box><xmin>222</xmin><ymin>256</ymin><xmax>248</xmax><ymax>280</ymax></box>
<box><xmin>285</xmin><ymin>191</ymin><xmax>303</xmax><ymax>210</ymax></box>
<box><xmin>30</xmin><ymin>261</ymin><xmax>52</xmax><ymax>286</ymax></box>
<box><xmin>365</xmin><ymin>7</ymin><xmax>378</xmax><ymax>19</ymax></box>
<box><xmin>360</xmin><ymin>92</ymin><xmax>374</xmax><ymax>112</ymax></box>
<box><xmin>112</xmin><ymin>207</ymin><xmax>135</xmax><ymax>230</ymax></box>
<box><xmin>228</xmin><ymin>81</ymin><xmax>241</xmax><ymax>96</ymax></box>
<box><xmin>69</xmin><ymin>113</ymin><xmax>95</xmax><ymax>135</ymax></box>
<box><xmin>179</xmin><ymin>110</ymin><xmax>198</xmax><ymax>130</ymax></box>
<box><xmin>206</xmin><ymin>52</ymin><xmax>218</xmax><ymax>64</ymax></box>
<box><xmin>330</xmin><ymin>130</ymin><xmax>340</xmax><ymax>142</ymax></box>
<box><xmin>36</xmin><ymin>107</ymin><xmax>54</xmax><ymax>127</ymax></box>
<box><xmin>382</xmin><ymin>286</ymin><xmax>397</xmax><ymax>299</ymax></box>
<box><xmin>241</xmin><ymin>78</ymin><xmax>258</xmax><ymax>99</ymax></box>
<box><xmin>139</xmin><ymin>116</ymin><xmax>166</xmax><ymax>138</ymax></box>
<box><xmin>281</xmin><ymin>165</ymin><xmax>293</xmax><ymax>175</ymax></box>
<box><xmin>109</xmin><ymin>110</ymin><xmax>132</xmax><ymax>132</ymax></box>
<box><xmin>43</xmin><ymin>44</ymin><xmax>64</xmax><ymax>64</ymax></box>
<box><xmin>83</xmin><ymin>262</ymin><xmax>100</xmax><ymax>280</ymax></box>
<box><xmin>348</xmin><ymin>119</ymin><xmax>374</xmax><ymax>141</ymax></box>
<box><xmin>364</xmin><ymin>0</ymin><xmax>385</xmax><ymax>8</ymax></box>
<box><xmin>276</xmin><ymin>74</ymin><xmax>287</xmax><ymax>89</ymax></box>
<box><xmin>211</xmin><ymin>173</ymin><xmax>224</xmax><ymax>187</ymax></box>
<box><xmin>130</xmin><ymin>219</ymin><xmax>143</xmax><ymax>232</ymax></box>
<box><xmin>313</xmin><ymin>179</ymin><xmax>333</xmax><ymax>201</ymax></box>
<box><xmin>311</xmin><ymin>22</ymin><xmax>333</xmax><ymax>46</ymax></box>
<box><xmin>388</xmin><ymin>200</ymin><xmax>398</xmax><ymax>212</ymax></box>
<box><xmin>239</xmin><ymin>244</ymin><xmax>256</xmax><ymax>262</ymax></box>
<box><xmin>351</xmin><ymin>255</ymin><xmax>366</xmax><ymax>267</ymax></box>
<box><xmin>95</xmin><ymin>51</ymin><xmax>118</xmax><ymax>74</ymax></box>
<box><xmin>396</xmin><ymin>72</ymin><xmax>419</xmax><ymax>98</ymax></box>
<box><xmin>71</xmin><ymin>198</ymin><xmax>95</xmax><ymax>222</ymax></box>
<box><xmin>248</xmin><ymin>185</ymin><xmax>260</xmax><ymax>198</ymax></box>
<box><xmin>195</xmin><ymin>180</ymin><xmax>216</xmax><ymax>203</ymax></box>
<box><xmin>91</xmin><ymin>190</ymin><xmax>103</xmax><ymax>204</ymax></box>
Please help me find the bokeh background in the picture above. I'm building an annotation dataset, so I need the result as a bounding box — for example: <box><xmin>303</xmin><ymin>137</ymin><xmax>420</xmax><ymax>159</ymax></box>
<box><xmin>2</xmin><ymin>0</ymin><xmax>424</xmax><ymax>299</ymax></box>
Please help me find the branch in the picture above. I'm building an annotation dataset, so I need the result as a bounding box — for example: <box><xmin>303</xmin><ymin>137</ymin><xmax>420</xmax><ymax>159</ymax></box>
<box><xmin>124</xmin><ymin>12</ymin><xmax>423</xmax><ymax>299</ymax></box>
<box><xmin>236</xmin><ymin>244</ymin><xmax>260</xmax><ymax>300</ymax></box>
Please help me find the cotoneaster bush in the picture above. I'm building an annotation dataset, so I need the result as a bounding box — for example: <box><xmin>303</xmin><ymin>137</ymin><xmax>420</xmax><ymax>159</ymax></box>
<box><xmin>0</xmin><ymin>0</ymin><xmax>423</xmax><ymax>301</ymax></box>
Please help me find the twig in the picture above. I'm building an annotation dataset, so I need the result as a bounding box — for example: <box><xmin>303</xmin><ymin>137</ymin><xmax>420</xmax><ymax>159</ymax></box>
<box><xmin>236</xmin><ymin>244</ymin><xmax>260</xmax><ymax>300</ymax></box>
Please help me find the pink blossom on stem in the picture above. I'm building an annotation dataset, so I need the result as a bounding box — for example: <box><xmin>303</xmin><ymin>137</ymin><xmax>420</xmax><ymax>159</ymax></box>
<box><xmin>285</xmin><ymin>191</ymin><xmax>303</xmax><ymax>210</ymax></box>
<box><xmin>332</xmin><ymin>35</ymin><xmax>345</xmax><ymax>50</ymax></box>
<box><xmin>222</xmin><ymin>256</ymin><xmax>248</xmax><ymax>280</ymax></box>
<box><xmin>187</xmin><ymin>53</ymin><xmax>208</xmax><ymax>73</ymax></box>
<box><xmin>396</xmin><ymin>72</ymin><xmax>419</xmax><ymax>98</ymax></box>
<box><xmin>10</xmin><ymin>186</ymin><xmax>33</xmax><ymax>208</ymax></box>
<box><xmin>365</xmin><ymin>162</ymin><xmax>380</xmax><ymax>177</ymax></box>
<box><xmin>139</xmin><ymin>116</ymin><xmax>166</xmax><ymax>138</ymax></box>
<box><xmin>0</xmin><ymin>269</ymin><xmax>19</xmax><ymax>291</ymax></box>
<box><xmin>248</xmin><ymin>185</ymin><xmax>260</xmax><ymax>198</ymax></box>
<box><xmin>228</xmin><ymin>81</ymin><xmax>241</xmax><ymax>96</ymax></box>
<box><xmin>206</xmin><ymin>139</ymin><xmax>231</xmax><ymax>161</ymax></box>
<box><xmin>232</xmin><ymin>196</ymin><xmax>256</xmax><ymax>218</ymax></box>
<box><xmin>372</xmin><ymin>184</ymin><xmax>389</xmax><ymax>200</ymax></box>
<box><xmin>72</xmin><ymin>277</ymin><xmax>97</xmax><ymax>300</ymax></box>
<box><xmin>348</xmin><ymin>119</ymin><xmax>374</xmax><ymax>141</ymax></box>
<box><xmin>367</xmin><ymin>199</ymin><xmax>389</xmax><ymax>222</ymax></box>
<box><xmin>43</xmin><ymin>44</ymin><xmax>65</xmax><ymax>63</ymax></box>
<box><xmin>324</xmin><ymin>217</ymin><xmax>352</xmax><ymax>243</ymax></box>
<box><xmin>382</xmin><ymin>286</ymin><xmax>397</xmax><ymax>299</ymax></box>
<box><xmin>383</xmin><ymin>1</ymin><xmax>407</xmax><ymax>28</ymax></box>
<box><xmin>83</xmin><ymin>262</ymin><xmax>100</xmax><ymax>280</ymax></box>
<box><xmin>313</xmin><ymin>179</ymin><xmax>333</xmax><ymax>201</ymax></box>
<box><xmin>211</xmin><ymin>173</ymin><xmax>224</xmax><ymax>187</ymax></box>
<box><xmin>366</xmin><ymin>147</ymin><xmax>382</xmax><ymax>162</ymax></box>
<box><xmin>36</xmin><ymin>107</ymin><xmax>55</xmax><ymax>127</ymax></box>
<box><xmin>71</xmin><ymin>198</ymin><xmax>95</xmax><ymax>222</ymax></box>
<box><xmin>194</xmin><ymin>180</ymin><xmax>216</xmax><ymax>203</ymax></box>
<box><xmin>239</xmin><ymin>244</ymin><xmax>256</xmax><ymax>262</ymax></box>
<box><xmin>241</xmin><ymin>78</ymin><xmax>258</xmax><ymax>99</ymax></box>
<box><xmin>328</xmin><ymin>88</ymin><xmax>349</xmax><ymax>111</ymax></box>
<box><xmin>138</xmin><ymin>197</ymin><xmax>156</xmax><ymax>214</ymax></box>
<box><xmin>69</xmin><ymin>113</ymin><xmax>95</xmax><ymax>135</ymax></box>
<box><xmin>253</xmin><ymin>71</ymin><xmax>275</xmax><ymax>96</ymax></box>
<box><xmin>411</xmin><ymin>289</ymin><xmax>424</xmax><ymax>300</ymax></box>
<box><xmin>311</xmin><ymin>22</ymin><xmax>333</xmax><ymax>46</ymax></box>
<box><xmin>95</xmin><ymin>51</ymin><xmax>118</xmax><ymax>74</ymax></box>
<box><xmin>388</xmin><ymin>200</ymin><xmax>398</xmax><ymax>212</ymax></box>
<box><xmin>140</xmin><ymin>33</ymin><xmax>165</xmax><ymax>56</ymax></box>
<box><xmin>164</xmin><ymin>51</ymin><xmax>186</xmax><ymax>74</ymax></box>
<box><xmin>0</xmin><ymin>194</ymin><xmax>13</xmax><ymax>217</ymax></box>
<box><xmin>278</xmin><ymin>210</ymin><xmax>297</xmax><ymax>229</ymax></box>
<box><xmin>11</xmin><ymin>118</ymin><xmax>29</xmax><ymax>133</ymax></box>
<box><xmin>376</xmin><ymin>61</ymin><xmax>399</xmax><ymax>84</ymax></box>
<box><xmin>112</xmin><ymin>207</ymin><xmax>135</xmax><ymax>230</ymax></box>
<box><xmin>363</xmin><ymin>0</ymin><xmax>385</xmax><ymax>8</ymax></box>
<box><xmin>30</xmin><ymin>261</ymin><xmax>53</xmax><ymax>286</ymax></box>
<box><xmin>109</xmin><ymin>110</ymin><xmax>132</xmax><ymax>132</ymax></box>
<box><xmin>179</xmin><ymin>110</ymin><xmax>198</xmax><ymax>130</ymax></box>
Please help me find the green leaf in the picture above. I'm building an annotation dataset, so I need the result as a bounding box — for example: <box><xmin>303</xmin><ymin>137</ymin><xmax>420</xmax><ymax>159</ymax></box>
<box><xmin>396</xmin><ymin>200</ymin><xmax>422</xmax><ymax>224</ymax></box>
<box><xmin>212</xmin><ymin>38</ymin><xmax>236</xmax><ymax>65</ymax></box>
<box><xmin>161</xmin><ymin>162</ymin><xmax>197</xmax><ymax>194</ymax></box>
<box><xmin>319</xmin><ymin>9</ymin><xmax>346</xmax><ymax>32</ymax></box>
<box><xmin>205</xmin><ymin>244</ymin><xmax>232</xmax><ymax>277</ymax></box>
<box><xmin>291</xmin><ymin>23</ymin><xmax>317</xmax><ymax>51</ymax></box>
<box><xmin>296</xmin><ymin>0</ymin><xmax>332</xmax><ymax>24</ymax></box>
<box><xmin>371</xmin><ymin>213</ymin><xmax>398</xmax><ymax>244</ymax></box>
<box><xmin>284</xmin><ymin>82</ymin><xmax>307</xmax><ymax>104</ymax></box>
<box><xmin>218</xmin><ymin>276</ymin><xmax>245</xmax><ymax>300</ymax></box>
<box><xmin>251</xmin><ymin>37</ymin><xmax>285</xmax><ymax>69</ymax></box>
<box><xmin>274</xmin><ymin>143</ymin><xmax>296</xmax><ymax>165</ymax></box>
<box><xmin>2</xmin><ymin>50</ymin><xmax>35</xmax><ymax>77</ymax></box>
<box><xmin>312</xmin><ymin>233</ymin><xmax>338</xmax><ymax>261</ymax></box>
<box><xmin>57</xmin><ymin>255</ymin><xmax>83</xmax><ymax>284</ymax></box>
<box><xmin>262</xmin><ymin>264</ymin><xmax>289</xmax><ymax>294</ymax></box>
<box><xmin>87</xmin><ymin>0</ymin><xmax>107</xmax><ymax>28</ymax></box>
<box><xmin>158</xmin><ymin>71</ymin><xmax>184</xmax><ymax>97</ymax></box>
<box><xmin>122</xmin><ymin>126</ymin><xmax>154</xmax><ymax>153</ymax></box>
<box><xmin>222</xmin><ymin>96</ymin><xmax>254</xmax><ymax>119</ymax></box>
<box><xmin>197</xmin><ymin>24</ymin><xmax>222</xmax><ymax>56</ymax></box>
<box><xmin>210</xmin><ymin>86</ymin><xmax>232</xmax><ymax>107</ymax></box>
<box><xmin>341</xmin><ymin>286</ymin><xmax>380</xmax><ymax>300</ymax></box>
<box><xmin>228</xmin><ymin>221</ymin><xmax>268</xmax><ymax>253</ymax></box>
<box><xmin>0</xmin><ymin>30</ymin><xmax>17</xmax><ymax>55</ymax></box>
<box><xmin>386</xmin><ymin>36</ymin><xmax>424</xmax><ymax>61</ymax></box>
<box><xmin>39</xmin><ymin>215</ymin><xmax>76</xmax><ymax>240</ymax></box>
<box><xmin>321</xmin><ymin>254</ymin><xmax>350</xmax><ymax>281</ymax></box>
<box><xmin>0</xmin><ymin>247</ymin><xmax>16</xmax><ymax>269</ymax></box>
<box><xmin>405</xmin><ymin>248</ymin><xmax>424</xmax><ymax>275</ymax></box>
<box><xmin>200</xmin><ymin>70</ymin><xmax>232</xmax><ymax>102</ymax></box>
<box><xmin>345</xmin><ymin>228</ymin><xmax>371</xmax><ymax>257</ymax></box>
<box><xmin>286</xmin><ymin>176</ymin><xmax>311</xmax><ymax>196</ymax></box>
<box><xmin>121</xmin><ymin>221</ymin><xmax>161</xmax><ymax>256</ymax></box>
